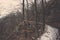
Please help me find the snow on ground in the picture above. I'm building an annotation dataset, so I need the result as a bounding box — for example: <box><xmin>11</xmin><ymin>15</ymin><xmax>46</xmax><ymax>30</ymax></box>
<box><xmin>38</xmin><ymin>25</ymin><xmax>59</xmax><ymax>40</ymax></box>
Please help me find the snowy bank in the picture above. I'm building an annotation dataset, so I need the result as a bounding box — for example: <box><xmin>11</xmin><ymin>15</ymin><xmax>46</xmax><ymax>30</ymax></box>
<box><xmin>38</xmin><ymin>25</ymin><xmax>58</xmax><ymax>40</ymax></box>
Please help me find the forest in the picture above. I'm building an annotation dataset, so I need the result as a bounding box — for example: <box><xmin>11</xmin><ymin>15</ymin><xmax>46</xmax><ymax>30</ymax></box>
<box><xmin>0</xmin><ymin>0</ymin><xmax>60</xmax><ymax>40</ymax></box>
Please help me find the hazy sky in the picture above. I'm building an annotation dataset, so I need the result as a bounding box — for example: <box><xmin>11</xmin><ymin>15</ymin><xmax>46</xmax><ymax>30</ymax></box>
<box><xmin>0</xmin><ymin>0</ymin><xmax>50</xmax><ymax>18</ymax></box>
<box><xmin>0</xmin><ymin>0</ymin><xmax>34</xmax><ymax>18</ymax></box>
<box><xmin>0</xmin><ymin>0</ymin><xmax>21</xmax><ymax>18</ymax></box>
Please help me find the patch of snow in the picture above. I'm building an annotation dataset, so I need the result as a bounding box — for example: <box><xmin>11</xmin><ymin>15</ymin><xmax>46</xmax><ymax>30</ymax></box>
<box><xmin>38</xmin><ymin>25</ymin><xmax>58</xmax><ymax>40</ymax></box>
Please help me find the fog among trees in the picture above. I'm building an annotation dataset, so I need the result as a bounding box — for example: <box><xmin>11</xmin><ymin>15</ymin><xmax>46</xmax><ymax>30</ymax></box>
<box><xmin>0</xmin><ymin>0</ymin><xmax>60</xmax><ymax>40</ymax></box>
